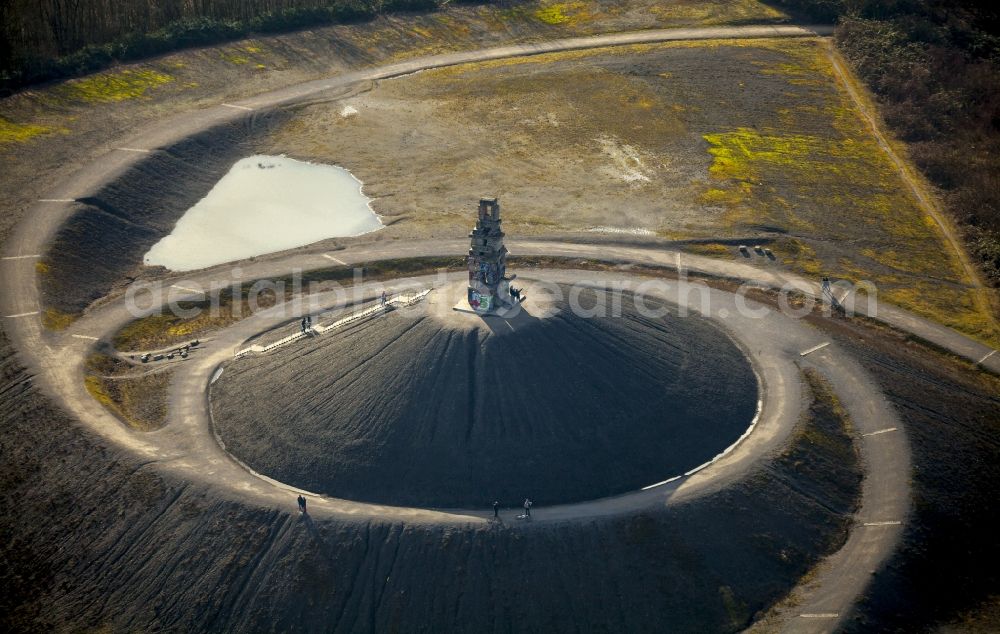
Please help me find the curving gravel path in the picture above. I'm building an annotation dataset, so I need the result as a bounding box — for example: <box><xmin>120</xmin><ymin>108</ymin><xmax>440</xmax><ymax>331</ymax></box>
<box><xmin>3</xmin><ymin>23</ymin><xmax>994</xmax><ymax>631</ymax></box>
<box><xmin>5</xmin><ymin>260</ymin><xmax>910</xmax><ymax>631</ymax></box>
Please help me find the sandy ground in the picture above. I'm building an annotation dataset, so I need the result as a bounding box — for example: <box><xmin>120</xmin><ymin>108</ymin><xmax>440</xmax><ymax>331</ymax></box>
<box><xmin>267</xmin><ymin>37</ymin><xmax>993</xmax><ymax>343</ymax></box>
<box><xmin>33</xmin><ymin>33</ymin><xmax>994</xmax><ymax>345</ymax></box>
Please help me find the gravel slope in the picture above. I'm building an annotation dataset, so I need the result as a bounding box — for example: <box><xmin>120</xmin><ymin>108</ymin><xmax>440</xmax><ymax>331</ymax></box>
<box><xmin>211</xmin><ymin>290</ymin><xmax>758</xmax><ymax>508</ymax></box>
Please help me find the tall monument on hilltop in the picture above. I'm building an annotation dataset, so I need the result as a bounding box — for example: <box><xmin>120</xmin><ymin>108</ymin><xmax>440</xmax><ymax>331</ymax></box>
<box><xmin>467</xmin><ymin>198</ymin><xmax>511</xmax><ymax>313</ymax></box>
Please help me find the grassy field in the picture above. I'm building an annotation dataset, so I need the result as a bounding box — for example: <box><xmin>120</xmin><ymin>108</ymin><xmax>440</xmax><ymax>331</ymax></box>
<box><xmin>271</xmin><ymin>36</ymin><xmax>997</xmax><ymax>345</ymax></box>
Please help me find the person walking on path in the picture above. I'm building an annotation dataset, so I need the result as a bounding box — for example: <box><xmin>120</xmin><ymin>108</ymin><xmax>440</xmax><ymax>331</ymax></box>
<box><xmin>493</xmin><ymin>500</ymin><xmax>500</xmax><ymax>519</ymax></box>
<box><xmin>523</xmin><ymin>498</ymin><xmax>532</xmax><ymax>518</ymax></box>
<box><xmin>381</xmin><ymin>290</ymin><xmax>388</xmax><ymax>306</ymax></box>
<box><xmin>297</xmin><ymin>495</ymin><xmax>307</xmax><ymax>514</ymax></box>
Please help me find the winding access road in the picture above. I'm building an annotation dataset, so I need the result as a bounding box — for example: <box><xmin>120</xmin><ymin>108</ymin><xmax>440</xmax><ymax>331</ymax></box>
<box><xmin>0</xmin><ymin>22</ymin><xmax>993</xmax><ymax>632</ymax></box>
<box><xmin>4</xmin><ymin>250</ymin><xmax>911</xmax><ymax>633</ymax></box>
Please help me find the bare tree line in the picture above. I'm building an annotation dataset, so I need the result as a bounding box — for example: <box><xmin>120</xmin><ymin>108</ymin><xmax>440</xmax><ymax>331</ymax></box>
<box><xmin>0</xmin><ymin>0</ymin><xmax>396</xmax><ymax>70</ymax></box>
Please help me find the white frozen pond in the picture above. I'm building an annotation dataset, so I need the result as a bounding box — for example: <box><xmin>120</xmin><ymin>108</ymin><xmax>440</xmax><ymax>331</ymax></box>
<box><xmin>144</xmin><ymin>155</ymin><xmax>382</xmax><ymax>271</ymax></box>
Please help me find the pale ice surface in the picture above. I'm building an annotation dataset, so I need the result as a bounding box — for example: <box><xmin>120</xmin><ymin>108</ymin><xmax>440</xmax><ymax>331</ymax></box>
<box><xmin>144</xmin><ymin>155</ymin><xmax>382</xmax><ymax>271</ymax></box>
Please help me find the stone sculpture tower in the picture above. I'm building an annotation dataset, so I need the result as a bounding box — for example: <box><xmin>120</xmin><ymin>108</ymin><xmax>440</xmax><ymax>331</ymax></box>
<box><xmin>467</xmin><ymin>198</ymin><xmax>509</xmax><ymax>313</ymax></box>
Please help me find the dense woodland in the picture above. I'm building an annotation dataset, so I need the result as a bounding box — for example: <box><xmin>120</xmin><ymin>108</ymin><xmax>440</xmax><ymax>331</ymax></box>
<box><xmin>772</xmin><ymin>0</ymin><xmax>1000</xmax><ymax>288</ymax></box>
<box><xmin>0</xmin><ymin>0</ymin><xmax>440</xmax><ymax>88</ymax></box>
<box><xmin>1</xmin><ymin>0</ymin><xmax>998</xmax><ymax>289</ymax></box>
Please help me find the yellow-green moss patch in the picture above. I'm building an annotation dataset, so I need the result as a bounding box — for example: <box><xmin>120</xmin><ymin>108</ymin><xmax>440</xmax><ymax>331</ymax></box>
<box><xmin>42</xmin><ymin>308</ymin><xmax>77</xmax><ymax>331</ymax></box>
<box><xmin>535</xmin><ymin>2</ymin><xmax>588</xmax><ymax>25</ymax></box>
<box><xmin>59</xmin><ymin>69</ymin><xmax>173</xmax><ymax>103</ymax></box>
<box><xmin>0</xmin><ymin>116</ymin><xmax>52</xmax><ymax>144</ymax></box>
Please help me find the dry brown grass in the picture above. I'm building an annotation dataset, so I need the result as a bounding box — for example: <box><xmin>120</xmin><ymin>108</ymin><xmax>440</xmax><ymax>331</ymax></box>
<box><xmin>83</xmin><ymin>353</ymin><xmax>171</xmax><ymax>431</ymax></box>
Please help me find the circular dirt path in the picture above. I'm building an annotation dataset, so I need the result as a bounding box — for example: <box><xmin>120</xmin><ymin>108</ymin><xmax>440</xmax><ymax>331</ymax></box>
<box><xmin>21</xmin><ymin>264</ymin><xmax>909</xmax><ymax>633</ymax></box>
<box><xmin>46</xmin><ymin>269</ymin><xmax>816</xmax><ymax>524</ymax></box>
<box><xmin>210</xmin><ymin>284</ymin><xmax>761</xmax><ymax>509</ymax></box>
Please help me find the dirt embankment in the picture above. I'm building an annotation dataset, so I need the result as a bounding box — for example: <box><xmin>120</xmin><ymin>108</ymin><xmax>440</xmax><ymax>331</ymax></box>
<box><xmin>813</xmin><ymin>318</ymin><xmax>1000</xmax><ymax>632</ymax></box>
<box><xmin>1</xmin><ymin>322</ymin><xmax>860</xmax><ymax>632</ymax></box>
<box><xmin>38</xmin><ymin>111</ymin><xmax>290</xmax><ymax>317</ymax></box>
<box><xmin>271</xmin><ymin>38</ymin><xmax>995</xmax><ymax>344</ymax></box>
<box><xmin>0</xmin><ymin>1</ymin><xmax>790</xmax><ymax>249</ymax></box>
<box><xmin>111</xmin><ymin>256</ymin><xmax>468</xmax><ymax>351</ymax></box>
